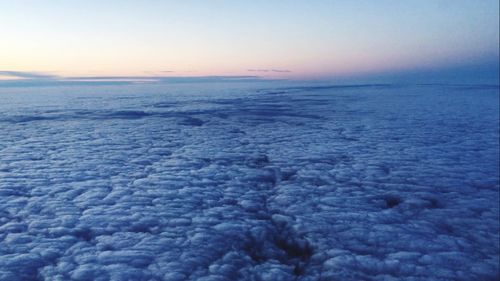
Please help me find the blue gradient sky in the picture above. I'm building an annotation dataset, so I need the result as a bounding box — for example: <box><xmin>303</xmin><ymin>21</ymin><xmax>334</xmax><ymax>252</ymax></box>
<box><xmin>1</xmin><ymin>0</ymin><xmax>498</xmax><ymax>79</ymax></box>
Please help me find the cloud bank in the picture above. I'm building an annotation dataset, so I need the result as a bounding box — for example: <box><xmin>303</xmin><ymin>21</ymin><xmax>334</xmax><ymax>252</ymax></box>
<box><xmin>0</xmin><ymin>82</ymin><xmax>497</xmax><ymax>280</ymax></box>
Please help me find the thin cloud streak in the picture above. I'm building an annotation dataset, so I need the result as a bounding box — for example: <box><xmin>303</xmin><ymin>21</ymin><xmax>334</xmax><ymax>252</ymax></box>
<box><xmin>0</xmin><ymin>71</ymin><xmax>262</xmax><ymax>82</ymax></box>
<box><xmin>0</xmin><ymin>72</ymin><xmax>266</xmax><ymax>87</ymax></box>
<box><xmin>0</xmin><ymin>71</ymin><xmax>58</xmax><ymax>79</ymax></box>
<box><xmin>247</xmin><ymin>69</ymin><xmax>292</xmax><ymax>73</ymax></box>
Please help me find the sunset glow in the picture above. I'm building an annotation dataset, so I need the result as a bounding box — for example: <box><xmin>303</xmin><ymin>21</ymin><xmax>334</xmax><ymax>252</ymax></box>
<box><xmin>1</xmin><ymin>0</ymin><xmax>498</xmax><ymax>80</ymax></box>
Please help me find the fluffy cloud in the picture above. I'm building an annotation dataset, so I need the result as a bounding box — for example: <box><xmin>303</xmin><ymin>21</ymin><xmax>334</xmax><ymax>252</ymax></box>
<box><xmin>0</xmin><ymin>82</ymin><xmax>498</xmax><ymax>280</ymax></box>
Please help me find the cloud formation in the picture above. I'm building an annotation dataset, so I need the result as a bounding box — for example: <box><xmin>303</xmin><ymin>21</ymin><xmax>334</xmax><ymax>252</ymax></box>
<box><xmin>0</xmin><ymin>82</ymin><xmax>497</xmax><ymax>280</ymax></box>
<box><xmin>247</xmin><ymin>69</ymin><xmax>292</xmax><ymax>73</ymax></box>
<box><xmin>0</xmin><ymin>71</ymin><xmax>58</xmax><ymax>79</ymax></box>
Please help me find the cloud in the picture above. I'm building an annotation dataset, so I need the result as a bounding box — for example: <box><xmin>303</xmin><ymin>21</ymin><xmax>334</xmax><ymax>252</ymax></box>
<box><xmin>65</xmin><ymin>75</ymin><xmax>260</xmax><ymax>82</ymax></box>
<box><xmin>143</xmin><ymin>71</ymin><xmax>176</xmax><ymax>75</ymax></box>
<box><xmin>270</xmin><ymin>69</ymin><xmax>292</xmax><ymax>73</ymax></box>
<box><xmin>0</xmin><ymin>74</ymin><xmax>264</xmax><ymax>87</ymax></box>
<box><xmin>247</xmin><ymin>69</ymin><xmax>291</xmax><ymax>73</ymax></box>
<box><xmin>0</xmin><ymin>71</ymin><xmax>58</xmax><ymax>79</ymax></box>
<box><xmin>0</xmin><ymin>83</ymin><xmax>498</xmax><ymax>280</ymax></box>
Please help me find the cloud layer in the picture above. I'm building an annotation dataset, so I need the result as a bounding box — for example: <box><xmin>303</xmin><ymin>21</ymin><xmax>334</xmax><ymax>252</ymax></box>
<box><xmin>0</xmin><ymin>82</ymin><xmax>498</xmax><ymax>280</ymax></box>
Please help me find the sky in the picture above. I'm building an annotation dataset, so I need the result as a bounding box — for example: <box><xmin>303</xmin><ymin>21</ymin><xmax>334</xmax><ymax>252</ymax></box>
<box><xmin>0</xmin><ymin>0</ymin><xmax>499</xmax><ymax>80</ymax></box>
